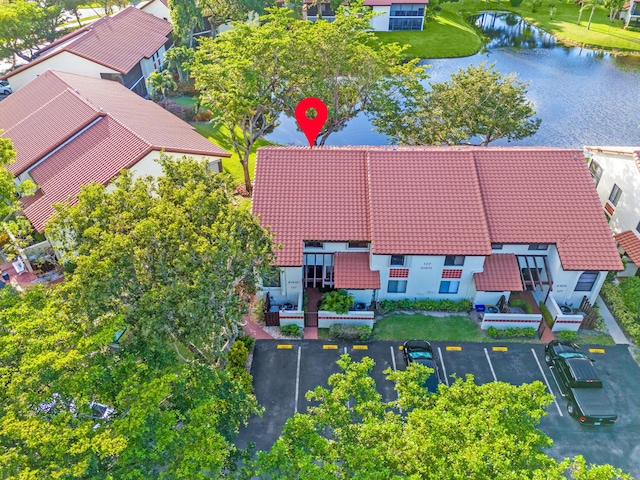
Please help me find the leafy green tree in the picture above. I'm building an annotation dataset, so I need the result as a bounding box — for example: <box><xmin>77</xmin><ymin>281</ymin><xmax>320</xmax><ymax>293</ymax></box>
<box><xmin>603</xmin><ymin>0</ymin><xmax>625</xmax><ymax>21</ymax></box>
<box><xmin>255</xmin><ymin>355</ymin><xmax>631</xmax><ymax>479</ymax></box>
<box><xmin>199</xmin><ymin>0</ymin><xmax>247</xmax><ymax>38</ymax></box>
<box><xmin>46</xmin><ymin>155</ymin><xmax>275</xmax><ymax>364</ymax></box>
<box><xmin>192</xmin><ymin>8</ymin><xmax>302</xmax><ymax>195</ymax></box>
<box><xmin>164</xmin><ymin>45</ymin><xmax>195</xmax><ymax>83</ymax></box>
<box><xmin>0</xmin><ymin>284</ymin><xmax>262</xmax><ymax>479</ymax></box>
<box><xmin>372</xmin><ymin>62</ymin><xmax>540</xmax><ymax>146</ymax></box>
<box><xmin>147</xmin><ymin>69</ymin><xmax>177</xmax><ymax>105</ymax></box>
<box><xmin>0</xmin><ymin>0</ymin><xmax>45</xmax><ymax>62</ymax></box>
<box><xmin>288</xmin><ymin>1</ymin><xmax>427</xmax><ymax>146</ymax></box>
<box><xmin>169</xmin><ymin>0</ymin><xmax>203</xmax><ymax>47</ymax></box>
<box><xmin>0</xmin><ymin>137</ymin><xmax>19</xmax><ymax>221</ymax></box>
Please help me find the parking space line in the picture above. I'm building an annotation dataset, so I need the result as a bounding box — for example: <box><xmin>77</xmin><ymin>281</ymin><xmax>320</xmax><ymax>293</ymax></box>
<box><xmin>294</xmin><ymin>346</ymin><xmax>301</xmax><ymax>414</ymax></box>
<box><xmin>530</xmin><ymin>348</ymin><xmax>563</xmax><ymax>416</ymax></box>
<box><xmin>484</xmin><ymin>348</ymin><xmax>498</xmax><ymax>382</ymax></box>
<box><xmin>390</xmin><ymin>346</ymin><xmax>402</xmax><ymax>414</ymax></box>
<box><xmin>437</xmin><ymin>347</ymin><xmax>449</xmax><ymax>387</ymax></box>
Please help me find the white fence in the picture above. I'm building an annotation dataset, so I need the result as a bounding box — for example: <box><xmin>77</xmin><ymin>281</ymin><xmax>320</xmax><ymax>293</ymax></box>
<box><xmin>318</xmin><ymin>310</ymin><xmax>374</xmax><ymax>328</ymax></box>
<box><xmin>481</xmin><ymin>313</ymin><xmax>542</xmax><ymax>330</ymax></box>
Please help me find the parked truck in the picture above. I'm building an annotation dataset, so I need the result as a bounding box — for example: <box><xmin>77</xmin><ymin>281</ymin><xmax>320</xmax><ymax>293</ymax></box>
<box><xmin>545</xmin><ymin>340</ymin><xmax>617</xmax><ymax>426</ymax></box>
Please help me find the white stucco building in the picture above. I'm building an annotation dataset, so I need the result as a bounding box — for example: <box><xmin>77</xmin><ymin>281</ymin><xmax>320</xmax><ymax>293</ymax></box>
<box><xmin>584</xmin><ymin>146</ymin><xmax>640</xmax><ymax>277</ymax></box>
<box><xmin>253</xmin><ymin>146</ymin><xmax>622</xmax><ymax>330</ymax></box>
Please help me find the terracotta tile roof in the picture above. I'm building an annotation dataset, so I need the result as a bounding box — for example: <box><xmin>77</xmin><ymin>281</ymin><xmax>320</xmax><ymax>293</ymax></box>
<box><xmin>368</xmin><ymin>149</ymin><xmax>491</xmax><ymax>256</ymax></box>
<box><xmin>0</xmin><ymin>70</ymin><xmax>230</xmax><ymax>232</ymax></box>
<box><xmin>253</xmin><ymin>146</ymin><xmax>622</xmax><ymax>272</ymax></box>
<box><xmin>334</xmin><ymin>252</ymin><xmax>380</xmax><ymax>289</ymax></box>
<box><xmin>615</xmin><ymin>230</ymin><xmax>640</xmax><ymax>266</ymax></box>
<box><xmin>253</xmin><ymin>148</ymin><xmax>370</xmax><ymax>266</ymax></box>
<box><xmin>4</xmin><ymin>7</ymin><xmax>171</xmax><ymax>78</ymax></box>
<box><xmin>2</xmin><ymin>90</ymin><xmax>102</xmax><ymax>175</ymax></box>
<box><xmin>474</xmin><ymin>254</ymin><xmax>523</xmax><ymax>292</ymax></box>
<box><xmin>23</xmin><ymin>117</ymin><xmax>149</xmax><ymax>232</ymax></box>
<box><xmin>472</xmin><ymin>149</ymin><xmax>621</xmax><ymax>271</ymax></box>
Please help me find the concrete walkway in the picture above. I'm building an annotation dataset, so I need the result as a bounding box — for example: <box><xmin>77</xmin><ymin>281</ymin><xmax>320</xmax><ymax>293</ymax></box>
<box><xmin>596</xmin><ymin>295</ymin><xmax>629</xmax><ymax>344</ymax></box>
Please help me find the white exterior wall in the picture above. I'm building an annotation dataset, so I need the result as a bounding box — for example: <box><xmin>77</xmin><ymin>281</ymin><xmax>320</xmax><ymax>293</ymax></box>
<box><xmin>140</xmin><ymin>47</ymin><xmax>167</xmax><ymax>79</ymax></box>
<box><xmin>7</xmin><ymin>52</ymin><xmax>119</xmax><ymax>91</ymax></box>
<box><xmin>370</xmin><ymin>6</ymin><xmax>390</xmax><ymax>31</ymax></box>
<box><xmin>140</xmin><ymin>0</ymin><xmax>171</xmax><ymax>21</ymax></box>
<box><xmin>585</xmin><ymin>150</ymin><xmax>640</xmax><ymax>234</ymax></box>
<box><xmin>317</xmin><ymin>310</ymin><xmax>374</xmax><ymax>328</ymax></box>
<box><xmin>128</xmin><ymin>150</ymin><xmax>222</xmax><ymax>180</ymax></box>
<box><xmin>371</xmin><ymin>254</ymin><xmax>483</xmax><ymax>301</ymax></box>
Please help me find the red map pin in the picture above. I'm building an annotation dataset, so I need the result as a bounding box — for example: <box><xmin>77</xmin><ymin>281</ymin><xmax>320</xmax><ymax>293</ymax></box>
<box><xmin>294</xmin><ymin>98</ymin><xmax>328</xmax><ymax>149</ymax></box>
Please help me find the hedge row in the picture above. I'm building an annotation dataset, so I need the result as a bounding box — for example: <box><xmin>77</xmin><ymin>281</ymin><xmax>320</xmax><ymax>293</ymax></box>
<box><xmin>599</xmin><ymin>282</ymin><xmax>640</xmax><ymax>342</ymax></box>
<box><xmin>328</xmin><ymin>324</ymin><xmax>372</xmax><ymax>341</ymax></box>
<box><xmin>378</xmin><ymin>298</ymin><xmax>471</xmax><ymax>313</ymax></box>
<box><xmin>486</xmin><ymin>326</ymin><xmax>536</xmax><ymax>338</ymax></box>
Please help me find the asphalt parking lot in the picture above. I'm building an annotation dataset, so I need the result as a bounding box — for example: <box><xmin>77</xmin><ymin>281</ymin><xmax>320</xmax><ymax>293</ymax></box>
<box><xmin>237</xmin><ymin>340</ymin><xmax>640</xmax><ymax>476</ymax></box>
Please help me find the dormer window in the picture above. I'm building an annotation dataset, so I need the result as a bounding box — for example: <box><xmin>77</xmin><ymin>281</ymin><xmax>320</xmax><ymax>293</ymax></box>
<box><xmin>304</xmin><ymin>241</ymin><xmax>323</xmax><ymax>248</ymax></box>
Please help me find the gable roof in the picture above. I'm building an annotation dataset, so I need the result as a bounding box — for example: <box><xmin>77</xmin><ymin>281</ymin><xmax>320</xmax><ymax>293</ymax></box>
<box><xmin>253</xmin><ymin>146</ymin><xmax>622</xmax><ymax>272</ymax></box>
<box><xmin>474</xmin><ymin>254</ymin><xmax>524</xmax><ymax>292</ymax></box>
<box><xmin>0</xmin><ymin>70</ymin><xmax>230</xmax><ymax>232</ymax></box>
<box><xmin>615</xmin><ymin>230</ymin><xmax>640</xmax><ymax>266</ymax></box>
<box><xmin>334</xmin><ymin>252</ymin><xmax>381</xmax><ymax>289</ymax></box>
<box><xmin>3</xmin><ymin>7</ymin><xmax>171</xmax><ymax>79</ymax></box>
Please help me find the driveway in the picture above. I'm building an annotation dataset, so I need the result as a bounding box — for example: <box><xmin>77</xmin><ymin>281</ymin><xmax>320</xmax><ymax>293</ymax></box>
<box><xmin>237</xmin><ymin>340</ymin><xmax>640</xmax><ymax>476</ymax></box>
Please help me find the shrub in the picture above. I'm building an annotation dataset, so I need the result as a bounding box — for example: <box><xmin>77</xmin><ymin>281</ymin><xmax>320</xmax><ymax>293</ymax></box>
<box><xmin>557</xmin><ymin>330</ymin><xmax>577</xmax><ymax>341</ymax></box>
<box><xmin>193</xmin><ymin>109</ymin><xmax>213</xmax><ymax>122</ymax></box>
<box><xmin>161</xmin><ymin>100</ymin><xmax>196</xmax><ymax>121</ymax></box>
<box><xmin>600</xmin><ymin>282</ymin><xmax>640</xmax><ymax>342</ymax></box>
<box><xmin>280</xmin><ymin>324</ymin><xmax>301</xmax><ymax>337</ymax></box>
<box><xmin>228</xmin><ymin>339</ymin><xmax>248</xmax><ymax>368</ymax></box>
<box><xmin>237</xmin><ymin>334</ymin><xmax>255</xmax><ymax>352</ymax></box>
<box><xmin>619</xmin><ymin>276</ymin><xmax>640</xmax><ymax>315</ymax></box>
<box><xmin>486</xmin><ymin>326</ymin><xmax>536</xmax><ymax>338</ymax></box>
<box><xmin>508</xmin><ymin>299</ymin><xmax>533</xmax><ymax>314</ymax></box>
<box><xmin>328</xmin><ymin>323</ymin><xmax>372</xmax><ymax>341</ymax></box>
<box><xmin>320</xmin><ymin>289</ymin><xmax>354</xmax><ymax>314</ymax></box>
<box><xmin>539</xmin><ymin>301</ymin><xmax>553</xmax><ymax>327</ymax></box>
<box><xmin>229</xmin><ymin>366</ymin><xmax>253</xmax><ymax>393</ymax></box>
<box><xmin>378</xmin><ymin>298</ymin><xmax>471</xmax><ymax>314</ymax></box>
<box><xmin>510</xmin><ymin>0</ymin><xmax>523</xmax><ymax>6</ymax></box>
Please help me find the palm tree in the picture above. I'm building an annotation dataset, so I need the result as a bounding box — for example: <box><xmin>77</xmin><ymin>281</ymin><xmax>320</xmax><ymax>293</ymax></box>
<box><xmin>147</xmin><ymin>70</ymin><xmax>177</xmax><ymax>106</ymax></box>
<box><xmin>164</xmin><ymin>46</ymin><xmax>195</xmax><ymax>83</ymax></box>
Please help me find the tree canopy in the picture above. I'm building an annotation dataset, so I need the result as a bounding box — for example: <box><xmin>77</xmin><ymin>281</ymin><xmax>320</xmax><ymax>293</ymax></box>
<box><xmin>255</xmin><ymin>355</ymin><xmax>631</xmax><ymax>479</ymax></box>
<box><xmin>46</xmin><ymin>155</ymin><xmax>274</xmax><ymax>364</ymax></box>
<box><xmin>192</xmin><ymin>5</ymin><xmax>425</xmax><ymax>194</ymax></box>
<box><xmin>0</xmin><ymin>156</ymin><xmax>274</xmax><ymax>478</ymax></box>
<box><xmin>371</xmin><ymin>62</ymin><xmax>541</xmax><ymax>146</ymax></box>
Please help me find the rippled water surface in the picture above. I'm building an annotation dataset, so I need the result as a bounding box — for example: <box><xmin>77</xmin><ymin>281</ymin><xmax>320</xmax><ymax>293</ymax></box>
<box><xmin>267</xmin><ymin>12</ymin><xmax>640</xmax><ymax>148</ymax></box>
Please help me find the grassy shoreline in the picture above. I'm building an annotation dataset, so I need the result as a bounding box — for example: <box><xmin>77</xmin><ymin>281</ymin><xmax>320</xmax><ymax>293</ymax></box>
<box><xmin>376</xmin><ymin>0</ymin><xmax>640</xmax><ymax>59</ymax></box>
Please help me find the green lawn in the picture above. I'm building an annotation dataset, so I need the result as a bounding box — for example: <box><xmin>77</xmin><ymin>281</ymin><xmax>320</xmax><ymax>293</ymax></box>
<box><xmin>373</xmin><ymin>314</ymin><xmax>486</xmax><ymax>342</ymax></box>
<box><xmin>375</xmin><ymin>10</ymin><xmax>483</xmax><ymax>58</ymax></box>
<box><xmin>172</xmin><ymin>95</ymin><xmax>197</xmax><ymax>108</ymax></box>
<box><xmin>574</xmin><ymin>330</ymin><xmax>615</xmax><ymax>346</ymax></box>
<box><xmin>377</xmin><ymin>0</ymin><xmax>640</xmax><ymax>59</ymax></box>
<box><xmin>192</xmin><ymin>122</ymin><xmax>273</xmax><ymax>186</ymax></box>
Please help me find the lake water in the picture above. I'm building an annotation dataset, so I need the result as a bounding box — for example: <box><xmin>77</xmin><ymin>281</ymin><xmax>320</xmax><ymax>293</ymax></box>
<box><xmin>266</xmin><ymin>12</ymin><xmax>640</xmax><ymax>148</ymax></box>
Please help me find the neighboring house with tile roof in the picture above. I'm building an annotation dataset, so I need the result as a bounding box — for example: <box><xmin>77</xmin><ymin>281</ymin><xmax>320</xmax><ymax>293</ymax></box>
<box><xmin>584</xmin><ymin>146</ymin><xmax>640</xmax><ymax>277</ymax></box>
<box><xmin>0</xmin><ymin>70</ymin><xmax>230</xmax><ymax>234</ymax></box>
<box><xmin>1</xmin><ymin>7</ymin><xmax>173</xmax><ymax>97</ymax></box>
<box><xmin>253</xmin><ymin>146</ymin><xmax>622</xmax><ymax>328</ymax></box>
